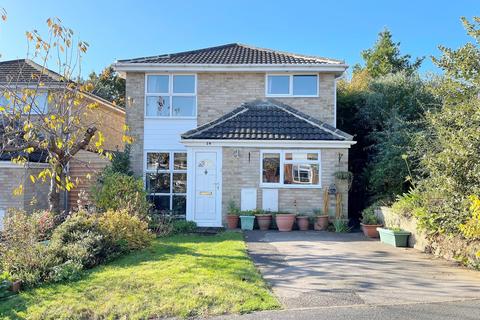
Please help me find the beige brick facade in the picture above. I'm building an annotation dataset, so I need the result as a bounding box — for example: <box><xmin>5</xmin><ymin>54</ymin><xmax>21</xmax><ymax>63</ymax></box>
<box><xmin>125</xmin><ymin>72</ymin><xmax>145</xmax><ymax>176</ymax></box>
<box><xmin>123</xmin><ymin>70</ymin><xmax>351</xmax><ymax>223</ymax></box>
<box><xmin>197</xmin><ymin>72</ymin><xmax>335</xmax><ymax>126</ymax></box>
<box><xmin>221</xmin><ymin>147</ymin><xmax>349</xmax><ymax>223</ymax></box>
<box><xmin>126</xmin><ymin>71</ymin><xmax>338</xmax><ymax>177</ymax></box>
<box><xmin>0</xmin><ymin>163</ymin><xmax>50</xmax><ymax>213</ymax></box>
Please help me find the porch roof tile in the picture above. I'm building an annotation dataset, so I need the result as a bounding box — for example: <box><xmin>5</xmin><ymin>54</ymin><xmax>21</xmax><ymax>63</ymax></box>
<box><xmin>181</xmin><ymin>100</ymin><xmax>353</xmax><ymax>141</ymax></box>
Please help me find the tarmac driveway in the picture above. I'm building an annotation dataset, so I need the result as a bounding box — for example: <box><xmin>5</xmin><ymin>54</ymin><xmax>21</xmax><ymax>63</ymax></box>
<box><xmin>243</xmin><ymin>231</ymin><xmax>480</xmax><ymax>310</ymax></box>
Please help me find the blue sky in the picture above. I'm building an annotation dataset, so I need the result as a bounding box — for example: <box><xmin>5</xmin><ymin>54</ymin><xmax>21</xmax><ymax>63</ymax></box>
<box><xmin>0</xmin><ymin>0</ymin><xmax>478</xmax><ymax>77</ymax></box>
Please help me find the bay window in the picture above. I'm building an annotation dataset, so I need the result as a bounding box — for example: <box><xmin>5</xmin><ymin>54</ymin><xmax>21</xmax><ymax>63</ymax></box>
<box><xmin>261</xmin><ymin>150</ymin><xmax>321</xmax><ymax>187</ymax></box>
<box><xmin>266</xmin><ymin>74</ymin><xmax>318</xmax><ymax>97</ymax></box>
<box><xmin>145</xmin><ymin>74</ymin><xmax>196</xmax><ymax>117</ymax></box>
<box><xmin>145</xmin><ymin>151</ymin><xmax>187</xmax><ymax>215</ymax></box>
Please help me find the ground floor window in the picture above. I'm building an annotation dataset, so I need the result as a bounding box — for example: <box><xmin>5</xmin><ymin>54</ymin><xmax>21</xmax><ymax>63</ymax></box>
<box><xmin>261</xmin><ymin>150</ymin><xmax>321</xmax><ymax>187</ymax></box>
<box><xmin>145</xmin><ymin>151</ymin><xmax>187</xmax><ymax>216</ymax></box>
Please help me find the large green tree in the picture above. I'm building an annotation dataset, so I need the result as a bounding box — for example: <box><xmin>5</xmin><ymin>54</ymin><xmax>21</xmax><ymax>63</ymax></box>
<box><xmin>411</xmin><ymin>17</ymin><xmax>480</xmax><ymax>234</ymax></box>
<box><xmin>88</xmin><ymin>66</ymin><xmax>125</xmax><ymax>108</ymax></box>
<box><xmin>354</xmin><ymin>28</ymin><xmax>424</xmax><ymax>78</ymax></box>
<box><xmin>338</xmin><ymin>28</ymin><xmax>426</xmax><ymax>217</ymax></box>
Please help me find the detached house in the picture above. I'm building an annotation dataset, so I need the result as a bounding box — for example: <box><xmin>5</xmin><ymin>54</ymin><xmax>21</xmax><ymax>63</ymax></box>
<box><xmin>114</xmin><ymin>43</ymin><xmax>355</xmax><ymax>227</ymax></box>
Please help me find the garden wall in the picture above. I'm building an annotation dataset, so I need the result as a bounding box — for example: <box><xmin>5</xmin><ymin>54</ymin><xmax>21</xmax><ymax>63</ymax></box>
<box><xmin>376</xmin><ymin>206</ymin><xmax>480</xmax><ymax>269</ymax></box>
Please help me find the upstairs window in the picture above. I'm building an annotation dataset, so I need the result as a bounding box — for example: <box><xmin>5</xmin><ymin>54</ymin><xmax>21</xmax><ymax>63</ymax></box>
<box><xmin>0</xmin><ymin>91</ymin><xmax>49</xmax><ymax>114</ymax></box>
<box><xmin>145</xmin><ymin>74</ymin><xmax>196</xmax><ymax>117</ymax></box>
<box><xmin>266</xmin><ymin>74</ymin><xmax>318</xmax><ymax>97</ymax></box>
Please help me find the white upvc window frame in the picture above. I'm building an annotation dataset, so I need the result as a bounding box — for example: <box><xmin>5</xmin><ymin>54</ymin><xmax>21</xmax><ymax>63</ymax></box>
<box><xmin>144</xmin><ymin>150</ymin><xmax>188</xmax><ymax>214</ymax></box>
<box><xmin>260</xmin><ymin>150</ymin><xmax>322</xmax><ymax>189</ymax></box>
<box><xmin>144</xmin><ymin>73</ymin><xmax>197</xmax><ymax>119</ymax></box>
<box><xmin>265</xmin><ymin>73</ymin><xmax>319</xmax><ymax>98</ymax></box>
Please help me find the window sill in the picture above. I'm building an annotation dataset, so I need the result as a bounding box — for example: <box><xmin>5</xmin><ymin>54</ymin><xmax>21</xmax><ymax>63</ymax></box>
<box><xmin>265</xmin><ymin>94</ymin><xmax>319</xmax><ymax>98</ymax></box>
<box><xmin>260</xmin><ymin>184</ymin><xmax>322</xmax><ymax>189</ymax></box>
<box><xmin>144</xmin><ymin>116</ymin><xmax>197</xmax><ymax>120</ymax></box>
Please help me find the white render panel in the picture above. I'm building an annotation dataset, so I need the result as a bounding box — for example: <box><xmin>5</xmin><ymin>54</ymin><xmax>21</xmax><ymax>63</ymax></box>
<box><xmin>262</xmin><ymin>189</ymin><xmax>278</xmax><ymax>212</ymax></box>
<box><xmin>241</xmin><ymin>188</ymin><xmax>257</xmax><ymax>211</ymax></box>
<box><xmin>144</xmin><ymin>118</ymin><xmax>197</xmax><ymax>150</ymax></box>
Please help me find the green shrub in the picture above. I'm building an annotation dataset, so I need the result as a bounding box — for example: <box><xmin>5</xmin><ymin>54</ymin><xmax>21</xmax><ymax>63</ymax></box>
<box><xmin>0</xmin><ymin>271</ymin><xmax>13</xmax><ymax>299</ymax></box>
<box><xmin>0</xmin><ymin>210</ymin><xmax>53</xmax><ymax>286</ymax></box>
<box><xmin>92</xmin><ymin>171</ymin><xmax>150</xmax><ymax>218</ymax></box>
<box><xmin>148</xmin><ymin>213</ymin><xmax>174</xmax><ymax>236</ymax></box>
<box><xmin>361</xmin><ymin>206</ymin><xmax>380</xmax><ymax>225</ymax></box>
<box><xmin>332</xmin><ymin>219</ymin><xmax>351</xmax><ymax>233</ymax></box>
<box><xmin>227</xmin><ymin>200</ymin><xmax>241</xmax><ymax>215</ymax></box>
<box><xmin>171</xmin><ymin>220</ymin><xmax>197</xmax><ymax>234</ymax></box>
<box><xmin>239</xmin><ymin>210</ymin><xmax>256</xmax><ymax>216</ymax></box>
<box><xmin>460</xmin><ymin>196</ymin><xmax>480</xmax><ymax>241</ymax></box>
<box><xmin>98</xmin><ymin>209</ymin><xmax>154</xmax><ymax>252</ymax></box>
<box><xmin>48</xmin><ymin>212</ymin><xmax>114</xmax><ymax>269</ymax></box>
<box><xmin>47</xmin><ymin>260</ymin><xmax>83</xmax><ymax>283</ymax></box>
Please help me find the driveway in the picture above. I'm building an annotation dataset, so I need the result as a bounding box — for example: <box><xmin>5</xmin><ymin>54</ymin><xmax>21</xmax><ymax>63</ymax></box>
<box><xmin>216</xmin><ymin>231</ymin><xmax>480</xmax><ymax>319</ymax></box>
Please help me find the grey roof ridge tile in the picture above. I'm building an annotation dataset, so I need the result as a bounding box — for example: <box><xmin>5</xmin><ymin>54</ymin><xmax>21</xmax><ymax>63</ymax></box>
<box><xmin>117</xmin><ymin>43</ymin><xmax>240</xmax><ymax>63</ymax></box>
<box><xmin>267</xmin><ymin>99</ymin><xmax>354</xmax><ymax>140</ymax></box>
<box><xmin>117</xmin><ymin>43</ymin><xmax>343</xmax><ymax>65</ymax></box>
<box><xmin>181</xmin><ymin>104</ymin><xmax>249</xmax><ymax>139</ymax></box>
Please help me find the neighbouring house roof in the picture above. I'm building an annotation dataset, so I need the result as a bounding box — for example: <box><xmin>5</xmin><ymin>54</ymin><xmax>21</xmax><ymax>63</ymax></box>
<box><xmin>0</xmin><ymin>59</ymin><xmax>124</xmax><ymax>113</ymax></box>
<box><xmin>182</xmin><ymin>100</ymin><xmax>353</xmax><ymax>141</ymax></box>
<box><xmin>117</xmin><ymin>43</ymin><xmax>343</xmax><ymax>65</ymax></box>
<box><xmin>0</xmin><ymin>59</ymin><xmax>63</xmax><ymax>85</ymax></box>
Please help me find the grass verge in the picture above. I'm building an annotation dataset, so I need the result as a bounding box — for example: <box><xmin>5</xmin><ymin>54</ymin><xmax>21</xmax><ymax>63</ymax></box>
<box><xmin>0</xmin><ymin>232</ymin><xmax>279</xmax><ymax>319</ymax></box>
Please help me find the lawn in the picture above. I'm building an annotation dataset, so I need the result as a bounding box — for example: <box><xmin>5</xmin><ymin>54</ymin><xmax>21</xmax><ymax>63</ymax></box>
<box><xmin>0</xmin><ymin>232</ymin><xmax>280</xmax><ymax>319</ymax></box>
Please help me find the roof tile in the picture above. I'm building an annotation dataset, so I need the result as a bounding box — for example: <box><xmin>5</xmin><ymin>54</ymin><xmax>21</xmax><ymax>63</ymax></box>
<box><xmin>182</xmin><ymin>100</ymin><xmax>353</xmax><ymax>141</ymax></box>
<box><xmin>118</xmin><ymin>43</ymin><xmax>343</xmax><ymax>65</ymax></box>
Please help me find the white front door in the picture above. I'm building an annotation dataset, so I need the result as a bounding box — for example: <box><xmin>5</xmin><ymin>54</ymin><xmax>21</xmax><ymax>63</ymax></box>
<box><xmin>193</xmin><ymin>151</ymin><xmax>221</xmax><ymax>226</ymax></box>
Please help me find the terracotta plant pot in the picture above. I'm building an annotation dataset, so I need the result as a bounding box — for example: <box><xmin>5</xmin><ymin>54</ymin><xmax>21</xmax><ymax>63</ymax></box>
<box><xmin>314</xmin><ymin>215</ymin><xmax>329</xmax><ymax>231</ymax></box>
<box><xmin>361</xmin><ymin>223</ymin><xmax>382</xmax><ymax>238</ymax></box>
<box><xmin>226</xmin><ymin>215</ymin><xmax>239</xmax><ymax>229</ymax></box>
<box><xmin>11</xmin><ymin>280</ymin><xmax>21</xmax><ymax>293</ymax></box>
<box><xmin>255</xmin><ymin>214</ymin><xmax>272</xmax><ymax>231</ymax></box>
<box><xmin>275</xmin><ymin>214</ymin><xmax>296</xmax><ymax>232</ymax></box>
<box><xmin>296</xmin><ymin>216</ymin><xmax>310</xmax><ymax>231</ymax></box>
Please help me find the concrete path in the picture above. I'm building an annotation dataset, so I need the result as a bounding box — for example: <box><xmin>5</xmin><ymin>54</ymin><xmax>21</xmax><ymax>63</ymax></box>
<box><xmin>215</xmin><ymin>231</ymin><xmax>480</xmax><ymax>319</ymax></box>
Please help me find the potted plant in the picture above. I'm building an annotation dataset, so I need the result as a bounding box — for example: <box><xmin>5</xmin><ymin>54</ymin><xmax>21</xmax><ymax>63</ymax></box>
<box><xmin>226</xmin><ymin>200</ymin><xmax>240</xmax><ymax>229</ymax></box>
<box><xmin>275</xmin><ymin>212</ymin><xmax>296</xmax><ymax>232</ymax></box>
<box><xmin>296</xmin><ymin>214</ymin><xmax>310</xmax><ymax>231</ymax></box>
<box><xmin>377</xmin><ymin>227</ymin><xmax>411</xmax><ymax>247</ymax></box>
<box><xmin>239</xmin><ymin>210</ymin><xmax>256</xmax><ymax>231</ymax></box>
<box><xmin>332</xmin><ymin>219</ymin><xmax>351</xmax><ymax>233</ymax></box>
<box><xmin>313</xmin><ymin>208</ymin><xmax>329</xmax><ymax>231</ymax></box>
<box><xmin>360</xmin><ymin>206</ymin><xmax>383</xmax><ymax>238</ymax></box>
<box><xmin>255</xmin><ymin>210</ymin><xmax>272</xmax><ymax>231</ymax></box>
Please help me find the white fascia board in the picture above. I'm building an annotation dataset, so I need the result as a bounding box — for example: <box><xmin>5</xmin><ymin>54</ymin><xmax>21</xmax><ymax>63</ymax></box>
<box><xmin>113</xmin><ymin>63</ymin><xmax>348</xmax><ymax>74</ymax></box>
<box><xmin>181</xmin><ymin>139</ymin><xmax>356</xmax><ymax>149</ymax></box>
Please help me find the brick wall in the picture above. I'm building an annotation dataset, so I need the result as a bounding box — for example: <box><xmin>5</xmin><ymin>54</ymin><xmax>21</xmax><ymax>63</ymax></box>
<box><xmin>125</xmin><ymin>71</ymin><xmax>337</xmax><ymax>177</ymax></box>
<box><xmin>0</xmin><ymin>162</ymin><xmax>50</xmax><ymax>213</ymax></box>
<box><xmin>125</xmin><ymin>72</ymin><xmax>145</xmax><ymax>177</ymax></box>
<box><xmin>221</xmin><ymin>147</ymin><xmax>349</xmax><ymax>224</ymax></box>
<box><xmin>197</xmin><ymin>72</ymin><xmax>336</xmax><ymax>126</ymax></box>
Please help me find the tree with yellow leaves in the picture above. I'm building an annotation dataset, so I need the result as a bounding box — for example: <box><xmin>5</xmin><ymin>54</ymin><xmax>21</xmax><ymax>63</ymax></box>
<box><xmin>0</xmin><ymin>17</ymin><xmax>129</xmax><ymax>215</ymax></box>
